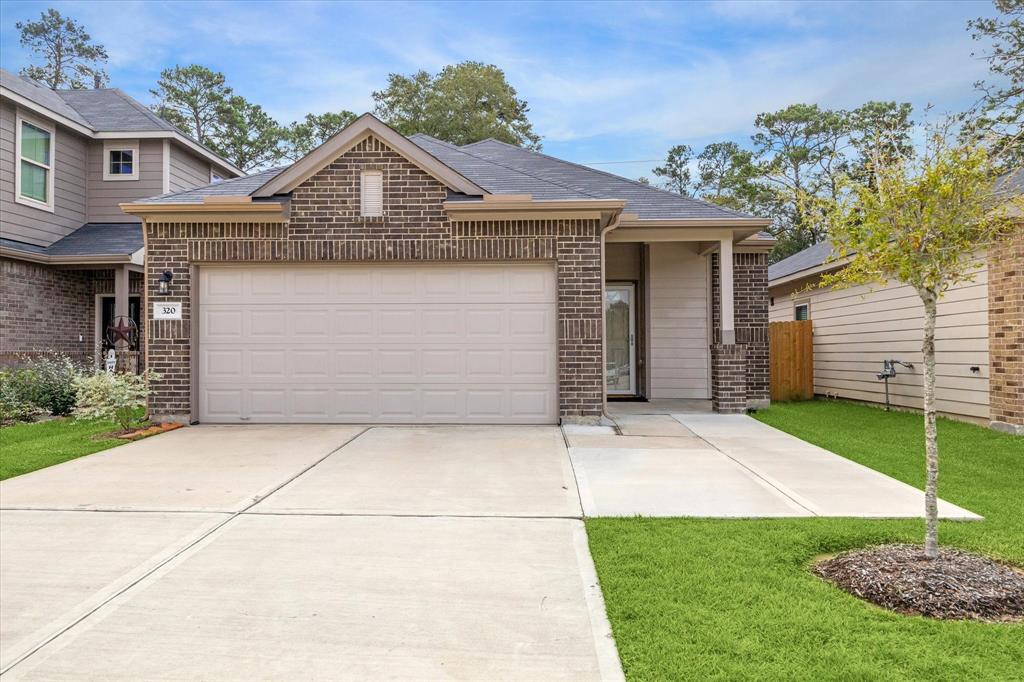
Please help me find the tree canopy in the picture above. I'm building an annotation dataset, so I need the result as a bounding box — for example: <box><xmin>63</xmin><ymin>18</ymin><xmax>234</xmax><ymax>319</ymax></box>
<box><xmin>965</xmin><ymin>0</ymin><xmax>1024</xmax><ymax>168</ymax></box>
<box><xmin>16</xmin><ymin>8</ymin><xmax>108</xmax><ymax>89</ymax></box>
<box><xmin>373</xmin><ymin>61</ymin><xmax>541</xmax><ymax>149</ymax></box>
<box><xmin>284</xmin><ymin>111</ymin><xmax>358</xmax><ymax>161</ymax></box>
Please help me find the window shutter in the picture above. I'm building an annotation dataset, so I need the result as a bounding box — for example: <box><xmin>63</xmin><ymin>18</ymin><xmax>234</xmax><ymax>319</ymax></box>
<box><xmin>361</xmin><ymin>170</ymin><xmax>383</xmax><ymax>216</ymax></box>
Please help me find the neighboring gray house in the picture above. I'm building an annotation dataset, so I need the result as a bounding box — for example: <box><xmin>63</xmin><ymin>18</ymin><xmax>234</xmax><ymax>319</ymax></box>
<box><xmin>0</xmin><ymin>69</ymin><xmax>241</xmax><ymax>366</ymax></box>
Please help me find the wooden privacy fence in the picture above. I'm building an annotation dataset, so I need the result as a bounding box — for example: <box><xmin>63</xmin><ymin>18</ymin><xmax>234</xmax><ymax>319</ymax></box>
<box><xmin>769</xmin><ymin>320</ymin><xmax>813</xmax><ymax>402</ymax></box>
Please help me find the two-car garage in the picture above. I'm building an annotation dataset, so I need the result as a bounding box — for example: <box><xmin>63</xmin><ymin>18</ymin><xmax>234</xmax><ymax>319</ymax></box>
<box><xmin>196</xmin><ymin>263</ymin><xmax>559</xmax><ymax>424</ymax></box>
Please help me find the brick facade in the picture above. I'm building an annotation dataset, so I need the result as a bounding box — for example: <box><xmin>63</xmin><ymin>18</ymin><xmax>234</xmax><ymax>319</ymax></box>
<box><xmin>0</xmin><ymin>259</ymin><xmax>144</xmax><ymax>368</ymax></box>
<box><xmin>145</xmin><ymin>135</ymin><xmax>605</xmax><ymax>422</ymax></box>
<box><xmin>988</xmin><ymin>231</ymin><xmax>1023</xmax><ymax>435</ymax></box>
<box><xmin>710</xmin><ymin>250</ymin><xmax>770</xmax><ymax>410</ymax></box>
<box><xmin>711</xmin><ymin>343</ymin><xmax>748</xmax><ymax>413</ymax></box>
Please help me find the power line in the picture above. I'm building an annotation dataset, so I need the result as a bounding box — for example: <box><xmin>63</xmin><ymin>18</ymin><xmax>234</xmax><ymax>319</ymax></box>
<box><xmin>582</xmin><ymin>158</ymin><xmax>662</xmax><ymax>165</ymax></box>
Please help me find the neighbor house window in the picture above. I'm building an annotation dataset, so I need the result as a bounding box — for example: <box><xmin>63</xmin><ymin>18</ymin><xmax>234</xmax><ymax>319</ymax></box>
<box><xmin>210</xmin><ymin>169</ymin><xmax>224</xmax><ymax>184</ymax></box>
<box><xmin>15</xmin><ymin>112</ymin><xmax>55</xmax><ymax>211</ymax></box>
<box><xmin>794</xmin><ymin>301</ymin><xmax>810</xmax><ymax>321</ymax></box>
<box><xmin>103</xmin><ymin>140</ymin><xmax>140</xmax><ymax>181</ymax></box>
<box><xmin>361</xmin><ymin>170</ymin><xmax>383</xmax><ymax>217</ymax></box>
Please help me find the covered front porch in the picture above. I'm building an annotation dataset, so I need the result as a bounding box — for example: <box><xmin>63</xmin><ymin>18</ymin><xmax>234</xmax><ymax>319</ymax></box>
<box><xmin>602</xmin><ymin>221</ymin><xmax>773</xmax><ymax>414</ymax></box>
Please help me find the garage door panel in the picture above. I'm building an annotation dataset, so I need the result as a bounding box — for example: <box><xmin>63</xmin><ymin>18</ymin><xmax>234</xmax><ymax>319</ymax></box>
<box><xmin>199</xmin><ymin>264</ymin><xmax>558</xmax><ymax>423</ymax></box>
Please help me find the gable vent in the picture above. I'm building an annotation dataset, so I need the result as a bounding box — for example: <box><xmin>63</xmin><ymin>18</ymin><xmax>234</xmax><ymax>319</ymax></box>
<box><xmin>361</xmin><ymin>170</ymin><xmax>383</xmax><ymax>217</ymax></box>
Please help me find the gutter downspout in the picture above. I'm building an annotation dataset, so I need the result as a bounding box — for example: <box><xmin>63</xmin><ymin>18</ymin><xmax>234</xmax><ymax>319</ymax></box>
<box><xmin>599</xmin><ymin>210</ymin><xmax>624</xmax><ymax>426</ymax></box>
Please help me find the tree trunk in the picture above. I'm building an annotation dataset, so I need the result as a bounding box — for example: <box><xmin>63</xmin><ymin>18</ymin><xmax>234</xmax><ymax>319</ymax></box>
<box><xmin>921</xmin><ymin>289</ymin><xmax>939</xmax><ymax>559</ymax></box>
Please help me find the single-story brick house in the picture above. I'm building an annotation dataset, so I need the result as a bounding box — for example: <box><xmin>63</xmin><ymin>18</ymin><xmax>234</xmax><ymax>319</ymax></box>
<box><xmin>122</xmin><ymin>114</ymin><xmax>774</xmax><ymax>425</ymax></box>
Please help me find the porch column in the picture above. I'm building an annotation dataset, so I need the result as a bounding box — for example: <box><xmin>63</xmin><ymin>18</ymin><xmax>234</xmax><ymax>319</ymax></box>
<box><xmin>719</xmin><ymin>237</ymin><xmax>734</xmax><ymax>344</ymax></box>
<box><xmin>114</xmin><ymin>264</ymin><xmax>129</xmax><ymax>350</ymax></box>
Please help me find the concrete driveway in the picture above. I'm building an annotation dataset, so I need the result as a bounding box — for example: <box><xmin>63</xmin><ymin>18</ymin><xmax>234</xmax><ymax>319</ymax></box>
<box><xmin>0</xmin><ymin>426</ymin><xmax>619</xmax><ymax>681</ymax></box>
<box><xmin>0</xmin><ymin>417</ymin><xmax>977</xmax><ymax>679</ymax></box>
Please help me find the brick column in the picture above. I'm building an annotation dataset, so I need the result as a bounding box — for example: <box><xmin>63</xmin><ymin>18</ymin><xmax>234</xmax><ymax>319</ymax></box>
<box><xmin>988</xmin><ymin>231</ymin><xmax>1023</xmax><ymax>435</ymax></box>
<box><xmin>711</xmin><ymin>343</ymin><xmax>747</xmax><ymax>413</ymax></box>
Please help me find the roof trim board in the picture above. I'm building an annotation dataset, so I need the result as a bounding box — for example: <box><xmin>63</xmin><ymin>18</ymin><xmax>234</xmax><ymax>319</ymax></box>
<box><xmin>253</xmin><ymin>114</ymin><xmax>486</xmax><ymax>198</ymax></box>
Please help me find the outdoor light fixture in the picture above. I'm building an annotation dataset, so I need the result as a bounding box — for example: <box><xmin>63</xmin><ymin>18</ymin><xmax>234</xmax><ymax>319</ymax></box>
<box><xmin>158</xmin><ymin>270</ymin><xmax>173</xmax><ymax>295</ymax></box>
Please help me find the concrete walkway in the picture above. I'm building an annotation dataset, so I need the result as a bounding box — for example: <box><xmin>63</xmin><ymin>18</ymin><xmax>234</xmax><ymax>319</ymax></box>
<box><xmin>0</xmin><ymin>426</ymin><xmax>621</xmax><ymax>681</ymax></box>
<box><xmin>568</xmin><ymin>412</ymin><xmax>979</xmax><ymax>519</ymax></box>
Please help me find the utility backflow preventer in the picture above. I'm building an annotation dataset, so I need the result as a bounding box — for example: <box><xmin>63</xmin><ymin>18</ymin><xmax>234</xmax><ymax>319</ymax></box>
<box><xmin>877</xmin><ymin>359</ymin><xmax>914</xmax><ymax>411</ymax></box>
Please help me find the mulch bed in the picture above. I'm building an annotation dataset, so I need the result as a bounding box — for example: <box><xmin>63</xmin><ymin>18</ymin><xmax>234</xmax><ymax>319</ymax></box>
<box><xmin>814</xmin><ymin>544</ymin><xmax>1024</xmax><ymax>622</ymax></box>
<box><xmin>94</xmin><ymin>422</ymin><xmax>184</xmax><ymax>441</ymax></box>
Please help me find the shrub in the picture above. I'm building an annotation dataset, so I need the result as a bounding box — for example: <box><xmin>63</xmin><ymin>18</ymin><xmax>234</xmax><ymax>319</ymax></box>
<box><xmin>22</xmin><ymin>353</ymin><xmax>82</xmax><ymax>416</ymax></box>
<box><xmin>74</xmin><ymin>370</ymin><xmax>158</xmax><ymax>431</ymax></box>
<box><xmin>0</xmin><ymin>371</ymin><xmax>45</xmax><ymax>424</ymax></box>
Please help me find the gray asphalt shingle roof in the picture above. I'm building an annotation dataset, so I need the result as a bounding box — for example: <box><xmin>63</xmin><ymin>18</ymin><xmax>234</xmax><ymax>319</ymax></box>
<box><xmin>767</xmin><ymin>240</ymin><xmax>835</xmax><ymax>283</ymax></box>
<box><xmin>137</xmin><ymin>166</ymin><xmax>289</xmax><ymax>203</ymax></box>
<box><xmin>56</xmin><ymin>88</ymin><xmax>179</xmax><ymax>133</ymax></box>
<box><xmin>138</xmin><ymin>133</ymin><xmax>764</xmax><ymax>222</ymax></box>
<box><xmin>2</xmin><ymin>68</ymin><xmax>237</xmax><ymax>172</ymax></box>
<box><xmin>1</xmin><ymin>224</ymin><xmax>142</xmax><ymax>258</ymax></box>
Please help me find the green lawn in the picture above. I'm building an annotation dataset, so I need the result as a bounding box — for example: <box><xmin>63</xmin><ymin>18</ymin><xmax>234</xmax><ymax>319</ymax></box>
<box><xmin>587</xmin><ymin>400</ymin><xmax>1023</xmax><ymax>681</ymax></box>
<box><xmin>0</xmin><ymin>416</ymin><xmax>129</xmax><ymax>480</ymax></box>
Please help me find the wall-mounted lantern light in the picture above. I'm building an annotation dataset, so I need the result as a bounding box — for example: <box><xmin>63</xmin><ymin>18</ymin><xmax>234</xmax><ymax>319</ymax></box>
<box><xmin>158</xmin><ymin>270</ymin><xmax>173</xmax><ymax>295</ymax></box>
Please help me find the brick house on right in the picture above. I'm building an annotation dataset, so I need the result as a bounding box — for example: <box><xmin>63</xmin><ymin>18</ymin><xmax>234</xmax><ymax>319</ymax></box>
<box><xmin>768</xmin><ymin>173</ymin><xmax>1023</xmax><ymax>435</ymax></box>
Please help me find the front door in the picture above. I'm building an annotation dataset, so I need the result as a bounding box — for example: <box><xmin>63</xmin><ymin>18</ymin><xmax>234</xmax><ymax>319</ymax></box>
<box><xmin>605</xmin><ymin>283</ymin><xmax>636</xmax><ymax>395</ymax></box>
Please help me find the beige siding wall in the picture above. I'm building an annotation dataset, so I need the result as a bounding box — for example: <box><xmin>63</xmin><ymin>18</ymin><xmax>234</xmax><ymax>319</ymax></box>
<box><xmin>0</xmin><ymin>100</ymin><xmax>88</xmax><ymax>246</ymax></box>
<box><xmin>769</xmin><ymin>262</ymin><xmax>990</xmax><ymax>421</ymax></box>
<box><xmin>168</xmin><ymin>142</ymin><xmax>212</xmax><ymax>192</ymax></box>
<box><xmin>606</xmin><ymin>242</ymin><xmax>641</xmax><ymax>280</ymax></box>
<box><xmin>646</xmin><ymin>242</ymin><xmax>710</xmax><ymax>399</ymax></box>
<box><xmin>86</xmin><ymin>138</ymin><xmax>163</xmax><ymax>223</ymax></box>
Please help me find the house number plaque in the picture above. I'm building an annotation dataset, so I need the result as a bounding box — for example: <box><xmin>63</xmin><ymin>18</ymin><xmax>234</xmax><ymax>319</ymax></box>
<box><xmin>153</xmin><ymin>301</ymin><xmax>183</xmax><ymax>320</ymax></box>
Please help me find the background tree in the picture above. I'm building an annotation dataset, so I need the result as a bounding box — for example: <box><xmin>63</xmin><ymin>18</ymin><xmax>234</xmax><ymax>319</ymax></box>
<box><xmin>652</xmin><ymin>144</ymin><xmax>694</xmax><ymax>195</ymax></box>
<box><xmin>965</xmin><ymin>0</ymin><xmax>1024</xmax><ymax>168</ymax></box>
<box><xmin>150</xmin><ymin>65</ymin><xmax>232</xmax><ymax>146</ymax></box>
<box><xmin>216</xmin><ymin>96</ymin><xmax>286</xmax><ymax>172</ymax></box>
<box><xmin>373</xmin><ymin>61</ymin><xmax>541</xmax><ymax>149</ymax></box>
<box><xmin>694</xmin><ymin>141</ymin><xmax>770</xmax><ymax>213</ymax></box>
<box><xmin>846</xmin><ymin>101</ymin><xmax>915</xmax><ymax>187</ymax></box>
<box><xmin>752</xmin><ymin>103</ymin><xmax>851</xmax><ymax>258</ymax></box>
<box><xmin>821</xmin><ymin>131</ymin><xmax>1022</xmax><ymax>559</ymax></box>
<box><xmin>17</xmin><ymin>8</ymin><xmax>108</xmax><ymax>88</ymax></box>
<box><xmin>284</xmin><ymin>110</ymin><xmax>358</xmax><ymax>161</ymax></box>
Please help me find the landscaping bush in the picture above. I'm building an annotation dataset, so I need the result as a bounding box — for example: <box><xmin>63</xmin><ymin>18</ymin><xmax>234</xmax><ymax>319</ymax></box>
<box><xmin>25</xmin><ymin>353</ymin><xmax>82</xmax><ymax>416</ymax></box>
<box><xmin>0</xmin><ymin>354</ymin><xmax>83</xmax><ymax>422</ymax></box>
<box><xmin>74</xmin><ymin>370</ymin><xmax>158</xmax><ymax>432</ymax></box>
<box><xmin>0</xmin><ymin>371</ymin><xmax>45</xmax><ymax>424</ymax></box>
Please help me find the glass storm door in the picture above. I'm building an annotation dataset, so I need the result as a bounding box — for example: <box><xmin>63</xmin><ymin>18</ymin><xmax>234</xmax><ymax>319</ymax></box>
<box><xmin>605</xmin><ymin>283</ymin><xmax>636</xmax><ymax>395</ymax></box>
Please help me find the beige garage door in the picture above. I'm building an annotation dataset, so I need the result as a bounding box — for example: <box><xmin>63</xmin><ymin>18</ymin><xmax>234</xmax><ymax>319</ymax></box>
<box><xmin>198</xmin><ymin>263</ymin><xmax>558</xmax><ymax>424</ymax></box>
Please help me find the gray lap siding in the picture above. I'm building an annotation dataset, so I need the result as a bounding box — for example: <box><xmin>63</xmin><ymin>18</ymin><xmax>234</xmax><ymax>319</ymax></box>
<box><xmin>145</xmin><ymin>134</ymin><xmax>605</xmax><ymax>422</ymax></box>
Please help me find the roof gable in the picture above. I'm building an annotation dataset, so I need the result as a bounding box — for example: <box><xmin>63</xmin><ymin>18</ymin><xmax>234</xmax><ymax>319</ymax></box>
<box><xmin>254</xmin><ymin>114</ymin><xmax>486</xmax><ymax>198</ymax></box>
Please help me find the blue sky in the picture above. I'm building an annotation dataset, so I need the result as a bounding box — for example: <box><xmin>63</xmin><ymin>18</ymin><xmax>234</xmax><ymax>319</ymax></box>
<box><xmin>0</xmin><ymin>0</ymin><xmax>1000</xmax><ymax>179</ymax></box>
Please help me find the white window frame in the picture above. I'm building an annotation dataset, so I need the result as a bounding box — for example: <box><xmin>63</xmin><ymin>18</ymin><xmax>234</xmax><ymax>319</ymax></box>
<box><xmin>14</xmin><ymin>110</ymin><xmax>56</xmax><ymax>212</ymax></box>
<box><xmin>210</xmin><ymin>167</ymin><xmax>224</xmax><ymax>183</ymax></box>
<box><xmin>794</xmin><ymin>300</ymin><xmax>810</xmax><ymax>321</ymax></box>
<box><xmin>103</xmin><ymin>139</ymin><xmax>140</xmax><ymax>181</ymax></box>
<box><xmin>360</xmin><ymin>169</ymin><xmax>384</xmax><ymax>217</ymax></box>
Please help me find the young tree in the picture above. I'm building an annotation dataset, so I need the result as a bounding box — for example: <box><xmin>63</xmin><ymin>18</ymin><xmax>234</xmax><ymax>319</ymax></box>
<box><xmin>150</xmin><ymin>65</ymin><xmax>233</xmax><ymax>146</ymax></box>
<box><xmin>965</xmin><ymin>0</ymin><xmax>1023</xmax><ymax>168</ymax></box>
<box><xmin>373</xmin><ymin>61</ymin><xmax>541</xmax><ymax>149</ymax></box>
<box><xmin>822</xmin><ymin>133</ymin><xmax>1022</xmax><ymax>559</ymax></box>
<box><xmin>216</xmin><ymin>96</ymin><xmax>286</xmax><ymax>172</ymax></box>
<box><xmin>16</xmin><ymin>8</ymin><xmax>109</xmax><ymax>89</ymax></box>
<box><xmin>284</xmin><ymin>110</ymin><xmax>358</xmax><ymax>161</ymax></box>
<box><xmin>652</xmin><ymin>144</ymin><xmax>694</xmax><ymax>195</ymax></box>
